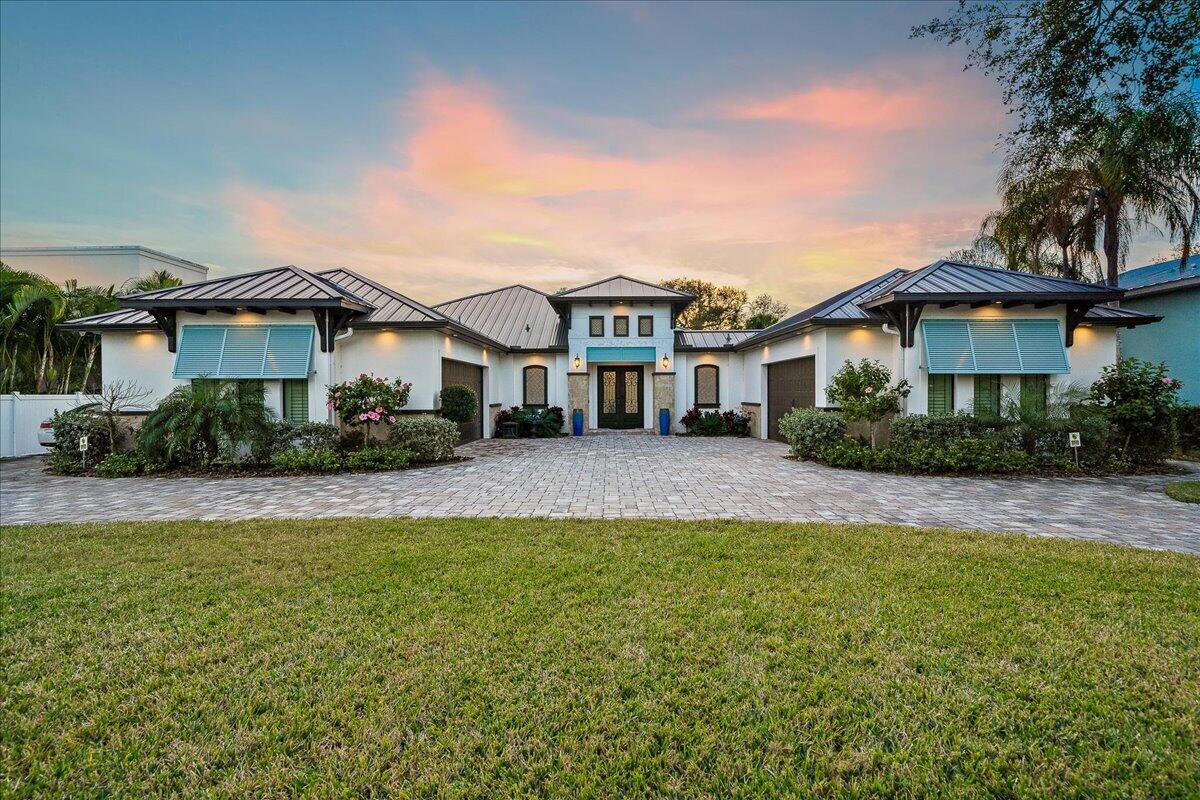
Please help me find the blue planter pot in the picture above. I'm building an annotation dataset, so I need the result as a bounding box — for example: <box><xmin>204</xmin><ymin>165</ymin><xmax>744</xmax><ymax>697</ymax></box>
<box><xmin>658</xmin><ymin>408</ymin><xmax>670</xmax><ymax>436</ymax></box>
<box><xmin>572</xmin><ymin>408</ymin><xmax>584</xmax><ymax>436</ymax></box>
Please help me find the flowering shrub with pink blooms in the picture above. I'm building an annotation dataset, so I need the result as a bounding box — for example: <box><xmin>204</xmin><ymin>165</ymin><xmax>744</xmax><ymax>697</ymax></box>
<box><xmin>1090</xmin><ymin>358</ymin><xmax>1182</xmax><ymax>463</ymax></box>
<box><xmin>326</xmin><ymin>373</ymin><xmax>412</xmax><ymax>437</ymax></box>
<box><xmin>825</xmin><ymin>359</ymin><xmax>911</xmax><ymax>448</ymax></box>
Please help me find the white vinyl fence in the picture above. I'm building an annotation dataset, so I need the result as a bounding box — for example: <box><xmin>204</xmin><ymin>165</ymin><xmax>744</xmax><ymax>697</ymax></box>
<box><xmin>1</xmin><ymin>393</ymin><xmax>99</xmax><ymax>458</ymax></box>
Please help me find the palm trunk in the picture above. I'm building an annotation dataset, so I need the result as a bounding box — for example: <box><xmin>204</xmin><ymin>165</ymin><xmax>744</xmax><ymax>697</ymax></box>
<box><xmin>80</xmin><ymin>339</ymin><xmax>98</xmax><ymax>392</ymax></box>
<box><xmin>1103</xmin><ymin>203</ymin><xmax>1121</xmax><ymax>287</ymax></box>
<box><xmin>35</xmin><ymin>341</ymin><xmax>51</xmax><ymax>393</ymax></box>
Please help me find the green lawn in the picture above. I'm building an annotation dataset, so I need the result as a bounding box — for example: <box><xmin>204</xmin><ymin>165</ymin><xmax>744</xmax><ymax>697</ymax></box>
<box><xmin>1165</xmin><ymin>480</ymin><xmax>1200</xmax><ymax>503</ymax></box>
<box><xmin>2</xmin><ymin>519</ymin><xmax>1198</xmax><ymax>798</ymax></box>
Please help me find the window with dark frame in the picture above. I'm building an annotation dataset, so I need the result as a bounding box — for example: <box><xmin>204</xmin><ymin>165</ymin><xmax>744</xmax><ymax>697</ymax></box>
<box><xmin>613</xmin><ymin>315</ymin><xmax>629</xmax><ymax>337</ymax></box>
<box><xmin>589</xmin><ymin>316</ymin><xmax>604</xmax><ymax>337</ymax></box>
<box><xmin>694</xmin><ymin>364</ymin><xmax>719</xmax><ymax>407</ymax></box>
<box><xmin>523</xmin><ymin>365</ymin><xmax>548</xmax><ymax>407</ymax></box>
<box><xmin>638</xmin><ymin>315</ymin><xmax>653</xmax><ymax>337</ymax></box>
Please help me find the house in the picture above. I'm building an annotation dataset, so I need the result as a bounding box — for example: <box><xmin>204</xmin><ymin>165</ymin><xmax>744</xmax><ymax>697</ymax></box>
<box><xmin>1118</xmin><ymin>255</ymin><xmax>1199</xmax><ymax>405</ymax></box>
<box><xmin>0</xmin><ymin>245</ymin><xmax>209</xmax><ymax>287</ymax></box>
<box><xmin>61</xmin><ymin>261</ymin><xmax>1159</xmax><ymax>440</ymax></box>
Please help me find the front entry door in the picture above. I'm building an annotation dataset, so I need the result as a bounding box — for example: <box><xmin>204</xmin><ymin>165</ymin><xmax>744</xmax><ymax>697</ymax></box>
<box><xmin>597</xmin><ymin>366</ymin><xmax>643</xmax><ymax>429</ymax></box>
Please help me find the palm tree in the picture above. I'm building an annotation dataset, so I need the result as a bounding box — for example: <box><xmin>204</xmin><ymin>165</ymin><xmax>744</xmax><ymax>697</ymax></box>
<box><xmin>122</xmin><ymin>269</ymin><xmax>182</xmax><ymax>295</ymax></box>
<box><xmin>1001</xmin><ymin>100</ymin><xmax>1199</xmax><ymax>286</ymax></box>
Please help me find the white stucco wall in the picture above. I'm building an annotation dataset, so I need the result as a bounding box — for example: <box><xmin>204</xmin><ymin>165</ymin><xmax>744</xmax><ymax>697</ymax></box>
<box><xmin>1</xmin><ymin>246</ymin><xmax>208</xmax><ymax>287</ymax></box>
<box><xmin>565</xmin><ymin>301</ymin><xmax>674</xmax><ymax>371</ymax></box>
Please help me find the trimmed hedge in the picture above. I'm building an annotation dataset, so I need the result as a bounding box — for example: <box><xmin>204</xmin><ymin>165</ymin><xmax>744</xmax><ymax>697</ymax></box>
<box><xmin>778</xmin><ymin>409</ymin><xmax>847</xmax><ymax>459</ymax></box>
<box><xmin>389</xmin><ymin>416</ymin><xmax>459</xmax><ymax>462</ymax></box>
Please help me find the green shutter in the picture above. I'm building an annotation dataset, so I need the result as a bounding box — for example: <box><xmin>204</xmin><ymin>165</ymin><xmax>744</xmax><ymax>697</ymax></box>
<box><xmin>928</xmin><ymin>373</ymin><xmax>954</xmax><ymax>414</ymax></box>
<box><xmin>1020</xmin><ymin>375</ymin><xmax>1048</xmax><ymax>413</ymax></box>
<box><xmin>283</xmin><ymin>379</ymin><xmax>309</xmax><ymax>424</ymax></box>
<box><xmin>973</xmin><ymin>375</ymin><xmax>1001</xmax><ymax>417</ymax></box>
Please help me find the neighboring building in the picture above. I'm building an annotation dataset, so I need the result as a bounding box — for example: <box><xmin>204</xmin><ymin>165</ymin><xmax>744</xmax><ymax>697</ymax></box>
<box><xmin>1118</xmin><ymin>255</ymin><xmax>1199</xmax><ymax>405</ymax></box>
<box><xmin>61</xmin><ymin>261</ymin><xmax>1159</xmax><ymax>441</ymax></box>
<box><xmin>0</xmin><ymin>245</ymin><xmax>209</xmax><ymax>288</ymax></box>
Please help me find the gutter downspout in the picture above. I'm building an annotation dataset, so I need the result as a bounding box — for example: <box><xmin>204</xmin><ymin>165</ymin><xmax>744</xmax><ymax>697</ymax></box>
<box><xmin>881</xmin><ymin>319</ymin><xmax>906</xmax><ymax>415</ymax></box>
<box><xmin>326</xmin><ymin>325</ymin><xmax>354</xmax><ymax>424</ymax></box>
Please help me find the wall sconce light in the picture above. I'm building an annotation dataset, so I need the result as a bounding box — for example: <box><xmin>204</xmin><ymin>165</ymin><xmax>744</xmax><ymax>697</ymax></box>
<box><xmin>573</xmin><ymin>354</ymin><xmax>581</xmax><ymax>369</ymax></box>
<box><xmin>661</xmin><ymin>354</ymin><xmax>670</xmax><ymax>370</ymax></box>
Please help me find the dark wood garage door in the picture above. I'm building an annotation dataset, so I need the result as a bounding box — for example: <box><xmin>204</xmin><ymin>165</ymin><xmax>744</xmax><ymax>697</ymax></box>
<box><xmin>441</xmin><ymin>358</ymin><xmax>484</xmax><ymax>442</ymax></box>
<box><xmin>767</xmin><ymin>356</ymin><xmax>816</xmax><ymax>442</ymax></box>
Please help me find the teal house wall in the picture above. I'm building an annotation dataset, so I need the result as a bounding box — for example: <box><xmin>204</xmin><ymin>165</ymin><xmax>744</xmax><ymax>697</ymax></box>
<box><xmin>1118</xmin><ymin>255</ymin><xmax>1199</xmax><ymax>406</ymax></box>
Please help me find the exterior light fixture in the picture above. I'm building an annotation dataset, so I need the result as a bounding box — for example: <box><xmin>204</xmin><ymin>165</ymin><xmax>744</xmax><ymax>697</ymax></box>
<box><xmin>661</xmin><ymin>354</ymin><xmax>670</xmax><ymax>370</ymax></box>
<box><xmin>573</xmin><ymin>354</ymin><xmax>581</xmax><ymax>369</ymax></box>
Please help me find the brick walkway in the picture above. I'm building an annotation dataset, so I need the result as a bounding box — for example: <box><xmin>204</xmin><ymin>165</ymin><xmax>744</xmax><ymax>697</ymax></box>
<box><xmin>2</xmin><ymin>436</ymin><xmax>1197</xmax><ymax>553</ymax></box>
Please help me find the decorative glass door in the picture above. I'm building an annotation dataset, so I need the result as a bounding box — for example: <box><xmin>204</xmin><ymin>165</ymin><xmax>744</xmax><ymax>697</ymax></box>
<box><xmin>597</xmin><ymin>366</ymin><xmax>643</xmax><ymax>429</ymax></box>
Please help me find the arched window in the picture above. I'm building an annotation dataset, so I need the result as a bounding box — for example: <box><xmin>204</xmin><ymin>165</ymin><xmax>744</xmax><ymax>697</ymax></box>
<box><xmin>694</xmin><ymin>364</ymin><xmax>719</xmax><ymax>408</ymax></box>
<box><xmin>523</xmin><ymin>365</ymin><xmax>548</xmax><ymax>407</ymax></box>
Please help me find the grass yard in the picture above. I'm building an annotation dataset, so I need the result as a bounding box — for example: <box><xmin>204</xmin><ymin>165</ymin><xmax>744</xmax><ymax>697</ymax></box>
<box><xmin>1165</xmin><ymin>480</ymin><xmax>1200</xmax><ymax>503</ymax></box>
<box><xmin>2</xmin><ymin>519</ymin><xmax>1198</xmax><ymax>798</ymax></box>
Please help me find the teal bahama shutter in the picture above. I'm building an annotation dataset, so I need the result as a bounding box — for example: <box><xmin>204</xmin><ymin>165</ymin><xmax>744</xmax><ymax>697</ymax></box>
<box><xmin>922</xmin><ymin>319</ymin><xmax>1069</xmax><ymax>374</ymax></box>
<box><xmin>973</xmin><ymin>375</ymin><xmax>1001</xmax><ymax>417</ymax></box>
<box><xmin>173</xmin><ymin>325</ymin><xmax>313</xmax><ymax>379</ymax></box>
<box><xmin>927</xmin><ymin>373</ymin><xmax>954</xmax><ymax>414</ymax></box>
<box><xmin>282</xmin><ymin>379</ymin><xmax>309</xmax><ymax>424</ymax></box>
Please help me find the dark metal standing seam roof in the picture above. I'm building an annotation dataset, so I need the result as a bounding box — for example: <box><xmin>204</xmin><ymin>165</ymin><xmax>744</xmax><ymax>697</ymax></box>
<box><xmin>736</xmin><ymin>268</ymin><xmax>909</xmax><ymax>349</ymax></box>
<box><xmin>553</xmin><ymin>274</ymin><xmax>694</xmax><ymax>301</ymax></box>
<box><xmin>57</xmin><ymin>308</ymin><xmax>157</xmax><ymax>331</ymax></box>
<box><xmin>120</xmin><ymin>265</ymin><xmax>373</xmax><ymax>310</ymax></box>
<box><xmin>434</xmin><ymin>285</ymin><xmax>566</xmax><ymax>350</ymax></box>
<box><xmin>674</xmin><ymin>330</ymin><xmax>758</xmax><ymax>350</ymax></box>
<box><xmin>862</xmin><ymin>260</ymin><xmax>1120</xmax><ymax>304</ymax></box>
<box><xmin>317</xmin><ymin>268</ymin><xmax>448</xmax><ymax>325</ymax></box>
<box><xmin>1081</xmin><ymin>304</ymin><xmax>1161</xmax><ymax>324</ymax></box>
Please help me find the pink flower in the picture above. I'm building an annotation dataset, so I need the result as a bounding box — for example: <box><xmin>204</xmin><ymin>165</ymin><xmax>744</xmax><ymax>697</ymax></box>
<box><xmin>864</xmin><ymin>386</ymin><xmax>874</xmax><ymax>394</ymax></box>
<box><xmin>1162</xmin><ymin>376</ymin><xmax>1173</xmax><ymax>384</ymax></box>
<box><xmin>388</xmin><ymin>415</ymin><xmax>396</xmax><ymax>423</ymax></box>
<box><xmin>375</xmin><ymin>406</ymin><xmax>383</xmax><ymax>414</ymax></box>
<box><xmin>326</xmin><ymin>402</ymin><xmax>335</xmax><ymax>410</ymax></box>
<box><xmin>358</xmin><ymin>413</ymin><xmax>368</xmax><ymax>421</ymax></box>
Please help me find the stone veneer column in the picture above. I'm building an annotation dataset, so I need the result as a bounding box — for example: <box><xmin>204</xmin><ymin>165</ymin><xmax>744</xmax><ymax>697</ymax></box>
<box><xmin>741</xmin><ymin>402</ymin><xmax>761</xmax><ymax>437</ymax></box>
<box><xmin>567</xmin><ymin>372</ymin><xmax>590</xmax><ymax>431</ymax></box>
<box><xmin>652</xmin><ymin>371</ymin><xmax>675</xmax><ymax>432</ymax></box>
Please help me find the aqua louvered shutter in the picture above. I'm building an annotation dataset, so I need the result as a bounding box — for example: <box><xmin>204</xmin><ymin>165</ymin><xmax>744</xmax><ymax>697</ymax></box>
<box><xmin>928</xmin><ymin>373</ymin><xmax>954</xmax><ymax>414</ymax></box>
<box><xmin>923</xmin><ymin>319</ymin><xmax>1069</xmax><ymax>374</ymax></box>
<box><xmin>973</xmin><ymin>375</ymin><xmax>1001</xmax><ymax>416</ymax></box>
<box><xmin>173</xmin><ymin>325</ymin><xmax>313</xmax><ymax>379</ymax></box>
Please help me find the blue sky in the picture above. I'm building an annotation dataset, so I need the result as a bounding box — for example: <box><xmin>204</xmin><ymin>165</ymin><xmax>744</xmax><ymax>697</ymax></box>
<box><xmin>0</xmin><ymin>1</ymin><xmax>1174</xmax><ymax>305</ymax></box>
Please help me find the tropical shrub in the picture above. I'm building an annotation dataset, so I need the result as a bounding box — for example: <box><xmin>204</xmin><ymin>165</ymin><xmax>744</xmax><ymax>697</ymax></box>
<box><xmin>48</xmin><ymin>406</ymin><xmax>112</xmax><ymax>467</ymax></box>
<box><xmin>439</xmin><ymin>385</ymin><xmax>478</xmax><ymax>423</ymax></box>
<box><xmin>45</xmin><ymin>448</ymin><xmax>85</xmax><ymax>475</ymax></box>
<box><xmin>1089</xmin><ymin>358</ymin><xmax>1181</xmax><ymax>463</ymax></box>
<box><xmin>271</xmin><ymin>447</ymin><xmax>343</xmax><ymax>473</ymax></box>
<box><xmin>825</xmin><ymin>359</ymin><xmax>911</xmax><ymax>447</ymax></box>
<box><xmin>94</xmin><ymin>452</ymin><xmax>148</xmax><ymax>478</ymax></box>
<box><xmin>821</xmin><ymin>434</ymin><xmax>1031</xmax><ymax>474</ymax></box>
<box><xmin>343</xmin><ymin>446</ymin><xmax>415</xmax><ymax>472</ymax></box>
<box><xmin>263</xmin><ymin>421</ymin><xmax>342</xmax><ymax>457</ymax></box>
<box><xmin>679</xmin><ymin>407</ymin><xmax>752</xmax><ymax>436</ymax></box>
<box><xmin>389</xmin><ymin>416</ymin><xmax>459</xmax><ymax>462</ymax></box>
<box><xmin>138</xmin><ymin>380</ymin><xmax>274</xmax><ymax>465</ymax></box>
<box><xmin>888</xmin><ymin>412</ymin><xmax>998</xmax><ymax>449</ymax></box>
<box><xmin>1175</xmin><ymin>405</ymin><xmax>1200</xmax><ymax>455</ymax></box>
<box><xmin>721</xmin><ymin>410</ymin><xmax>753</xmax><ymax>437</ymax></box>
<box><xmin>514</xmin><ymin>406</ymin><xmax>563</xmax><ymax>437</ymax></box>
<box><xmin>778</xmin><ymin>408</ymin><xmax>847</xmax><ymax>459</ymax></box>
<box><xmin>326</xmin><ymin>373</ymin><xmax>412</xmax><ymax>440</ymax></box>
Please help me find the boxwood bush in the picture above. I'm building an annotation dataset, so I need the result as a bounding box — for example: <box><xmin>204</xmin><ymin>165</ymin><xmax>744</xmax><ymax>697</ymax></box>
<box><xmin>388</xmin><ymin>416</ymin><xmax>459</xmax><ymax>462</ymax></box>
<box><xmin>778</xmin><ymin>408</ymin><xmax>847</xmax><ymax>459</ymax></box>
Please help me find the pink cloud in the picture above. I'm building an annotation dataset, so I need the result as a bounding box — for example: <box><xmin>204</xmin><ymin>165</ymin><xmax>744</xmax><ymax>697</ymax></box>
<box><xmin>726</xmin><ymin>82</ymin><xmax>936</xmax><ymax>130</ymax></box>
<box><xmin>226</xmin><ymin>72</ymin><xmax>999</xmax><ymax>308</ymax></box>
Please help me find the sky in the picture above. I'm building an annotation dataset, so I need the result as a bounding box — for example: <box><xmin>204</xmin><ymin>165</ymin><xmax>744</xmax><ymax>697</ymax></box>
<box><xmin>0</xmin><ymin>1</ymin><xmax>1174</xmax><ymax>308</ymax></box>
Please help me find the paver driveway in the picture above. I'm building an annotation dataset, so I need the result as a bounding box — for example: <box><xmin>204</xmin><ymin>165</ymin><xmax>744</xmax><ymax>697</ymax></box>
<box><xmin>2</xmin><ymin>435</ymin><xmax>1197</xmax><ymax>553</ymax></box>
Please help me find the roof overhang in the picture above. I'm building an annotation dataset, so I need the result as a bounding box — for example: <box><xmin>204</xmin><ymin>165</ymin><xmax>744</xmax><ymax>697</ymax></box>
<box><xmin>733</xmin><ymin>316</ymin><xmax>881</xmax><ymax>350</ymax></box>
<box><xmin>121</xmin><ymin>296</ymin><xmax>374</xmax><ymax>314</ymax></box>
<box><xmin>1121</xmin><ymin>275</ymin><xmax>1200</xmax><ymax>299</ymax></box>
<box><xmin>861</xmin><ymin>290</ymin><xmax>1122</xmax><ymax>309</ymax></box>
